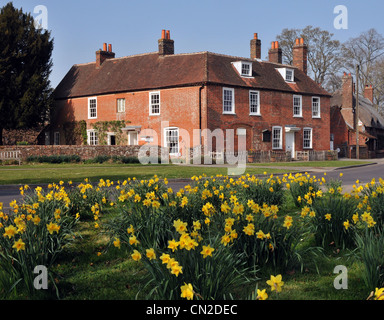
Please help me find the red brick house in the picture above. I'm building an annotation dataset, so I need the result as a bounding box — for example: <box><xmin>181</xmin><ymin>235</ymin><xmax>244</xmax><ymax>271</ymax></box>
<box><xmin>330</xmin><ymin>72</ymin><xmax>384</xmax><ymax>158</ymax></box>
<box><xmin>49</xmin><ymin>31</ymin><xmax>331</xmax><ymax>159</ymax></box>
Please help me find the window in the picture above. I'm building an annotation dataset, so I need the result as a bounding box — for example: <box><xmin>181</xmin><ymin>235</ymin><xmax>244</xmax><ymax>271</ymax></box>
<box><xmin>54</xmin><ymin>132</ymin><xmax>60</xmax><ymax>145</ymax></box>
<box><xmin>164</xmin><ymin>127</ymin><xmax>179</xmax><ymax>155</ymax></box>
<box><xmin>312</xmin><ymin>97</ymin><xmax>320</xmax><ymax>118</ymax></box>
<box><xmin>88</xmin><ymin>98</ymin><xmax>97</xmax><ymax>119</ymax></box>
<box><xmin>128</xmin><ymin>132</ymin><xmax>138</xmax><ymax>146</ymax></box>
<box><xmin>117</xmin><ymin>98</ymin><xmax>126</xmax><ymax>113</ymax></box>
<box><xmin>272</xmin><ymin>126</ymin><xmax>282</xmax><ymax>149</ymax></box>
<box><xmin>44</xmin><ymin>132</ymin><xmax>50</xmax><ymax>145</ymax></box>
<box><xmin>241</xmin><ymin>63</ymin><xmax>251</xmax><ymax>76</ymax></box>
<box><xmin>249</xmin><ymin>90</ymin><xmax>260</xmax><ymax>115</ymax></box>
<box><xmin>87</xmin><ymin>130</ymin><xmax>99</xmax><ymax>145</ymax></box>
<box><xmin>223</xmin><ymin>88</ymin><xmax>235</xmax><ymax>114</ymax></box>
<box><xmin>293</xmin><ymin>95</ymin><xmax>302</xmax><ymax>117</ymax></box>
<box><xmin>276</xmin><ymin>68</ymin><xmax>295</xmax><ymax>82</ymax></box>
<box><xmin>285</xmin><ymin>69</ymin><xmax>294</xmax><ymax>82</ymax></box>
<box><xmin>150</xmin><ymin>92</ymin><xmax>160</xmax><ymax>115</ymax></box>
<box><xmin>232</xmin><ymin>61</ymin><xmax>253</xmax><ymax>77</ymax></box>
<box><xmin>303</xmin><ymin>128</ymin><xmax>313</xmax><ymax>149</ymax></box>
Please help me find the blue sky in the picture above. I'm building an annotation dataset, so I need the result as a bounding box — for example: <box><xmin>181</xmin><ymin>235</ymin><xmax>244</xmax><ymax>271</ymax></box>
<box><xmin>6</xmin><ymin>0</ymin><xmax>384</xmax><ymax>87</ymax></box>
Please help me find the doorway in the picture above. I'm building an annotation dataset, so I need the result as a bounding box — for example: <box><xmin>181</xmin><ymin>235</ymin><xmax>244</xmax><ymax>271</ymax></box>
<box><xmin>285</xmin><ymin>132</ymin><xmax>295</xmax><ymax>159</ymax></box>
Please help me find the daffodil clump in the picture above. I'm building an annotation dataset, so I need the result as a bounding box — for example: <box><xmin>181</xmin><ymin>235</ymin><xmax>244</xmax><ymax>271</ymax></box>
<box><xmin>104</xmin><ymin>174</ymin><xmax>309</xmax><ymax>299</ymax></box>
<box><xmin>0</xmin><ymin>184</ymin><xmax>79</xmax><ymax>296</ymax></box>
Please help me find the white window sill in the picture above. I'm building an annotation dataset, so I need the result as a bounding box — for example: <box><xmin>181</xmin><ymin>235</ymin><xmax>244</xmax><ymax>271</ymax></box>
<box><xmin>249</xmin><ymin>113</ymin><xmax>261</xmax><ymax>116</ymax></box>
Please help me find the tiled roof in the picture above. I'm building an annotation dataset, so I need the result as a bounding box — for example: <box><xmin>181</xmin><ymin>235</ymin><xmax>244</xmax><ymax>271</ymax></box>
<box><xmin>331</xmin><ymin>90</ymin><xmax>384</xmax><ymax>129</ymax></box>
<box><xmin>54</xmin><ymin>51</ymin><xmax>331</xmax><ymax>100</ymax></box>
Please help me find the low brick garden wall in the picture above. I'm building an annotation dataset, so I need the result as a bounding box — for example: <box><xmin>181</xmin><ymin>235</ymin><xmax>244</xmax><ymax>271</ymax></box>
<box><xmin>0</xmin><ymin>145</ymin><xmax>163</xmax><ymax>161</ymax></box>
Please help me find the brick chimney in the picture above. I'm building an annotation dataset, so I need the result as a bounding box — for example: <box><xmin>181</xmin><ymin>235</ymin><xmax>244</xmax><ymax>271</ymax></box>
<box><xmin>250</xmin><ymin>33</ymin><xmax>261</xmax><ymax>60</ymax></box>
<box><xmin>268</xmin><ymin>41</ymin><xmax>282</xmax><ymax>64</ymax></box>
<box><xmin>293</xmin><ymin>38</ymin><xmax>308</xmax><ymax>74</ymax></box>
<box><xmin>364</xmin><ymin>85</ymin><xmax>374</xmax><ymax>103</ymax></box>
<box><xmin>96</xmin><ymin>43</ymin><xmax>115</xmax><ymax>68</ymax></box>
<box><xmin>342</xmin><ymin>72</ymin><xmax>354</xmax><ymax>109</ymax></box>
<box><xmin>158</xmin><ymin>29</ymin><xmax>174</xmax><ymax>55</ymax></box>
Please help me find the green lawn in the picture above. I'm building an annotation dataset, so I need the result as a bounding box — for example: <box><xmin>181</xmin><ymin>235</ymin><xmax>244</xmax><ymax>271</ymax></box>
<box><xmin>0</xmin><ymin>160</ymin><xmax>373</xmax><ymax>185</ymax></box>
<box><xmin>0</xmin><ymin>163</ymin><xmax>288</xmax><ymax>185</ymax></box>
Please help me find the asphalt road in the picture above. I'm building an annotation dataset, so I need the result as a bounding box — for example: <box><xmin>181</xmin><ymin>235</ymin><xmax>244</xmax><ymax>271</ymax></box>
<box><xmin>1</xmin><ymin>161</ymin><xmax>383</xmax><ymax>209</ymax></box>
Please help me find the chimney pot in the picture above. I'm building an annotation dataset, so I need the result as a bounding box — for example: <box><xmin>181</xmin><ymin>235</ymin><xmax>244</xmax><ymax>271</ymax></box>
<box><xmin>108</xmin><ymin>44</ymin><xmax>112</xmax><ymax>52</ymax></box>
<box><xmin>300</xmin><ymin>38</ymin><xmax>304</xmax><ymax>45</ymax></box>
<box><xmin>254</xmin><ymin>33</ymin><xmax>258</xmax><ymax>39</ymax></box>
<box><xmin>161</xmin><ymin>29</ymin><xmax>166</xmax><ymax>39</ymax></box>
<box><xmin>166</xmin><ymin>30</ymin><xmax>170</xmax><ymax>39</ymax></box>
<box><xmin>103</xmin><ymin>43</ymin><xmax>107</xmax><ymax>51</ymax></box>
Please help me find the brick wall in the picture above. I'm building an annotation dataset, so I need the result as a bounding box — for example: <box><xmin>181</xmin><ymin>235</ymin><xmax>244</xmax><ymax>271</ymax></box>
<box><xmin>0</xmin><ymin>145</ymin><xmax>164</xmax><ymax>161</ymax></box>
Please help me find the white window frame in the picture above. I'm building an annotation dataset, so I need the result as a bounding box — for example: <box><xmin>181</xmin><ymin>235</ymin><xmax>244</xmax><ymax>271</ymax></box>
<box><xmin>87</xmin><ymin>129</ymin><xmax>99</xmax><ymax>146</ymax></box>
<box><xmin>232</xmin><ymin>61</ymin><xmax>253</xmax><ymax>77</ymax></box>
<box><xmin>293</xmin><ymin>95</ymin><xmax>302</xmax><ymax>117</ymax></box>
<box><xmin>312</xmin><ymin>97</ymin><xmax>321</xmax><ymax>118</ymax></box>
<box><xmin>276</xmin><ymin>68</ymin><xmax>295</xmax><ymax>82</ymax></box>
<box><xmin>223</xmin><ymin>88</ymin><xmax>235</xmax><ymax>114</ymax></box>
<box><xmin>272</xmin><ymin>126</ymin><xmax>283</xmax><ymax>150</ymax></box>
<box><xmin>54</xmin><ymin>132</ymin><xmax>60</xmax><ymax>145</ymax></box>
<box><xmin>249</xmin><ymin>90</ymin><xmax>260</xmax><ymax>115</ymax></box>
<box><xmin>117</xmin><ymin>98</ymin><xmax>126</xmax><ymax>113</ymax></box>
<box><xmin>149</xmin><ymin>91</ymin><xmax>160</xmax><ymax>115</ymax></box>
<box><xmin>303</xmin><ymin>128</ymin><xmax>313</xmax><ymax>149</ymax></box>
<box><xmin>164</xmin><ymin>127</ymin><xmax>179</xmax><ymax>156</ymax></box>
<box><xmin>128</xmin><ymin>131</ymin><xmax>139</xmax><ymax>146</ymax></box>
<box><xmin>88</xmin><ymin>97</ymin><xmax>97</xmax><ymax>119</ymax></box>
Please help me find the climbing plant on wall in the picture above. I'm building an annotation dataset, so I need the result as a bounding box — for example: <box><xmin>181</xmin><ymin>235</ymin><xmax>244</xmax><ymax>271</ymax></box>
<box><xmin>91</xmin><ymin>120</ymin><xmax>126</xmax><ymax>145</ymax></box>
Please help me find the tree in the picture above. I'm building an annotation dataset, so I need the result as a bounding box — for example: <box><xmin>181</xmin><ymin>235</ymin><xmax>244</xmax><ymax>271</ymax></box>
<box><xmin>276</xmin><ymin>26</ymin><xmax>342</xmax><ymax>92</ymax></box>
<box><xmin>340</xmin><ymin>28</ymin><xmax>384</xmax><ymax>110</ymax></box>
<box><xmin>0</xmin><ymin>2</ymin><xmax>53</xmax><ymax>145</ymax></box>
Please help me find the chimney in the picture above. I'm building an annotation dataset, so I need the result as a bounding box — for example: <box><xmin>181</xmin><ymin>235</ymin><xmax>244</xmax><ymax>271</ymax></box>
<box><xmin>250</xmin><ymin>33</ymin><xmax>261</xmax><ymax>60</ymax></box>
<box><xmin>158</xmin><ymin>29</ymin><xmax>174</xmax><ymax>56</ymax></box>
<box><xmin>364</xmin><ymin>85</ymin><xmax>374</xmax><ymax>103</ymax></box>
<box><xmin>293</xmin><ymin>38</ymin><xmax>308</xmax><ymax>74</ymax></box>
<box><xmin>342</xmin><ymin>72</ymin><xmax>354</xmax><ymax>109</ymax></box>
<box><xmin>268</xmin><ymin>41</ymin><xmax>282</xmax><ymax>64</ymax></box>
<box><xmin>96</xmin><ymin>43</ymin><xmax>115</xmax><ymax>68</ymax></box>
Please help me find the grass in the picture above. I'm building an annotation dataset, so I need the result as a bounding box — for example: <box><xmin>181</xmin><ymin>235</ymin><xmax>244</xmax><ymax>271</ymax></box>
<box><xmin>0</xmin><ymin>163</ymin><xmax>288</xmax><ymax>185</ymax></box>
<box><xmin>0</xmin><ymin>159</ymin><xmax>373</xmax><ymax>185</ymax></box>
<box><xmin>46</xmin><ymin>200</ymin><xmax>371</xmax><ymax>301</ymax></box>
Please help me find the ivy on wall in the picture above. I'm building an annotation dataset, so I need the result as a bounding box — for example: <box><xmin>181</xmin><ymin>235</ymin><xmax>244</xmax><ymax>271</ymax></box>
<box><xmin>91</xmin><ymin>120</ymin><xmax>126</xmax><ymax>145</ymax></box>
<box><xmin>63</xmin><ymin>120</ymin><xmax>88</xmax><ymax>145</ymax></box>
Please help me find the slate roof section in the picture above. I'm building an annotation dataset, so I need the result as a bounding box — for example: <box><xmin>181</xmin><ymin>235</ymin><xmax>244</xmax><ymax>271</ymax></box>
<box><xmin>331</xmin><ymin>90</ymin><xmax>384</xmax><ymax>130</ymax></box>
<box><xmin>54</xmin><ymin>51</ymin><xmax>331</xmax><ymax>100</ymax></box>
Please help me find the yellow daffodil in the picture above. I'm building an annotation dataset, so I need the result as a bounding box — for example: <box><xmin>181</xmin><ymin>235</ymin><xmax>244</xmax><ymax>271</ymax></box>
<box><xmin>180</xmin><ymin>283</ymin><xmax>194</xmax><ymax>300</ymax></box>
<box><xmin>256</xmin><ymin>289</ymin><xmax>268</xmax><ymax>300</ymax></box>
<box><xmin>12</xmin><ymin>238</ymin><xmax>25</xmax><ymax>252</ymax></box>
<box><xmin>200</xmin><ymin>245</ymin><xmax>215</xmax><ymax>258</ymax></box>
<box><xmin>266</xmin><ymin>274</ymin><xmax>284</xmax><ymax>292</ymax></box>
<box><xmin>131</xmin><ymin>250</ymin><xmax>142</xmax><ymax>261</ymax></box>
<box><xmin>146</xmin><ymin>248</ymin><xmax>156</xmax><ymax>260</ymax></box>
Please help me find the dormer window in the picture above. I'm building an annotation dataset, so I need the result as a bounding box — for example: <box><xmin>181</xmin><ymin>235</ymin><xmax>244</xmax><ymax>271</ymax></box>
<box><xmin>276</xmin><ymin>68</ymin><xmax>295</xmax><ymax>82</ymax></box>
<box><xmin>233</xmin><ymin>61</ymin><xmax>253</xmax><ymax>77</ymax></box>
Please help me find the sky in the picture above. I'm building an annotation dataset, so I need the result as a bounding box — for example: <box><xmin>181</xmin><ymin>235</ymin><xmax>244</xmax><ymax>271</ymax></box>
<box><xmin>5</xmin><ymin>0</ymin><xmax>384</xmax><ymax>88</ymax></box>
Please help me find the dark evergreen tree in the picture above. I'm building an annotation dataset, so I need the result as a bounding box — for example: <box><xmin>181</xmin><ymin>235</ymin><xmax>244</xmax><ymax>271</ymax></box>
<box><xmin>0</xmin><ymin>2</ymin><xmax>53</xmax><ymax>144</ymax></box>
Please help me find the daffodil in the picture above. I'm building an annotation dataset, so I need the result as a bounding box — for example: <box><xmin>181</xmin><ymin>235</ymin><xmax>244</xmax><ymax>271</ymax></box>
<box><xmin>146</xmin><ymin>248</ymin><xmax>156</xmax><ymax>260</ymax></box>
<box><xmin>131</xmin><ymin>250</ymin><xmax>142</xmax><ymax>261</ymax></box>
<box><xmin>256</xmin><ymin>289</ymin><xmax>268</xmax><ymax>300</ymax></box>
<box><xmin>200</xmin><ymin>245</ymin><xmax>215</xmax><ymax>258</ymax></box>
<box><xmin>180</xmin><ymin>283</ymin><xmax>194</xmax><ymax>300</ymax></box>
<box><xmin>12</xmin><ymin>238</ymin><xmax>25</xmax><ymax>252</ymax></box>
<box><xmin>46</xmin><ymin>222</ymin><xmax>60</xmax><ymax>235</ymax></box>
<box><xmin>266</xmin><ymin>274</ymin><xmax>284</xmax><ymax>292</ymax></box>
<box><xmin>3</xmin><ymin>225</ymin><xmax>18</xmax><ymax>239</ymax></box>
<box><xmin>374</xmin><ymin>287</ymin><xmax>384</xmax><ymax>300</ymax></box>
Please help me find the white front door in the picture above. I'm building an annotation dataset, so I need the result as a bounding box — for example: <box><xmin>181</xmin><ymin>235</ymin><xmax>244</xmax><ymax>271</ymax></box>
<box><xmin>128</xmin><ymin>132</ymin><xmax>138</xmax><ymax>146</ymax></box>
<box><xmin>285</xmin><ymin>132</ymin><xmax>295</xmax><ymax>159</ymax></box>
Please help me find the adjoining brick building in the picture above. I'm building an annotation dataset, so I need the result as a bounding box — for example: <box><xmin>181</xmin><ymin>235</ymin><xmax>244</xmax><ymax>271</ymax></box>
<box><xmin>331</xmin><ymin>72</ymin><xmax>384</xmax><ymax>159</ymax></box>
<box><xmin>49</xmin><ymin>31</ymin><xmax>331</xmax><ymax>159</ymax></box>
